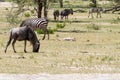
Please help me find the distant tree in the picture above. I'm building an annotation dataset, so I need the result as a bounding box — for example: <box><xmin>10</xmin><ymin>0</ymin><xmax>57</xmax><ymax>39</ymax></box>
<box><xmin>34</xmin><ymin>0</ymin><xmax>43</xmax><ymax>18</ymax></box>
<box><xmin>59</xmin><ymin>0</ymin><xmax>63</xmax><ymax>8</ymax></box>
<box><xmin>6</xmin><ymin>0</ymin><xmax>49</xmax><ymax>26</ymax></box>
<box><xmin>0</xmin><ymin>0</ymin><xmax>5</xmax><ymax>2</ymax></box>
<box><xmin>90</xmin><ymin>0</ymin><xmax>97</xmax><ymax>7</ymax></box>
<box><xmin>113</xmin><ymin>0</ymin><xmax>120</xmax><ymax>5</ymax></box>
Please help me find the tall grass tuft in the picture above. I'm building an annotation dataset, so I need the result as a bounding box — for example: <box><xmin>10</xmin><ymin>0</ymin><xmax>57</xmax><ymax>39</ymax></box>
<box><xmin>87</xmin><ymin>23</ymin><xmax>100</xmax><ymax>31</ymax></box>
<box><xmin>111</xmin><ymin>17</ymin><xmax>120</xmax><ymax>24</ymax></box>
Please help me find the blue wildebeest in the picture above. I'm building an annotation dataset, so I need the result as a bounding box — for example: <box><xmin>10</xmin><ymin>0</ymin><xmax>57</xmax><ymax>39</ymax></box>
<box><xmin>4</xmin><ymin>26</ymin><xmax>40</xmax><ymax>53</ymax></box>
<box><xmin>88</xmin><ymin>7</ymin><xmax>103</xmax><ymax>18</ymax></box>
<box><xmin>53</xmin><ymin>10</ymin><xmax>60</xmax><ymax>21</ymax></box>
<box><xmin>20</xmin><ymin>18</ymin><xmax>49</xmax><ymax>40</ymax></box>
<box><xmin>61</xmin><ymin>8</ymin><xmax>73</xmax><ymax>20</ymax></box>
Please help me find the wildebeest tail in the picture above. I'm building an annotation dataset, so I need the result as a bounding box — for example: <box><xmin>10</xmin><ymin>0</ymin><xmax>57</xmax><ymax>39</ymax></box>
<box><xmin>7</xmin><ymin>30</ymin><xmax>12</xmax><ymax>45</ymax></box>
<box><xmin>4</xmin><ymin>30</ymin><xmax>13</xmax><ymax>53</ymax></box>
<box><xmin>20</xmin><ymin>20</ymin><xmax>25</xmax><ymax>27</ymax></box>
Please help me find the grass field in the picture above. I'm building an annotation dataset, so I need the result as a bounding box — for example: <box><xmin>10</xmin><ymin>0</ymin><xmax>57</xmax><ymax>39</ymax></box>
<box><xmin>0</xmin><ymin>2</ymin><xmax>120</xmax><ymax>74</ymax></box>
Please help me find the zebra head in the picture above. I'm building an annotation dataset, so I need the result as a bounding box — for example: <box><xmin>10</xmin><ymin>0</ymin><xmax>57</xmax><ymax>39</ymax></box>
<box><xmin>98</xmin><ymin>7</ymin><xmax>104</xmax><ymax>13</ymax></box>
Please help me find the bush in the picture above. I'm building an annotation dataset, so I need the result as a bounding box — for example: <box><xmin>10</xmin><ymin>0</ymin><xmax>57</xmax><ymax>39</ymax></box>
<box><xmin>56</xmin><ymin>23</ymin><xmax>66</xmax><ymax>29</ymax></box>
<box><xmin>89</xmin><ymin>3</ymin><xmax>96</xmax><ymax>8</ymax></box>
<box><xmin>6</xmin><ymin>13</ymin><xmax>21</xmax><ymax>26</ymax></box>
<box><xmin>36</xmin><ymin>28</ymin><xmax>55</xmax><ymax>34</ymax></box>
<box><xmin>24</xmin><ymin>12</ymin><xmax>30</xmax><ymax>17</ymax></box>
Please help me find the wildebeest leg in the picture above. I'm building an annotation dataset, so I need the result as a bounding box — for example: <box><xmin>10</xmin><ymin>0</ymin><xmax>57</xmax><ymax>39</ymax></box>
<box><xmin>57</xmin><ymin>16</ymin><xmax>59</xmax><ymax>21</ymax></box>
<box><xmin>24</xmin><ymin>40</ymin><xmax>27</xmax><ymax>53</ymax></box>
<box><xmin>67</xmin><ymin>16</ymin><xmax>68</xmax><ymax>19</ymax></box>
<box><xmin>61</xmin><ymin>16</ymin><xmax>63</xmax><ymax>20</ymax></box>
<box><xmin>54</xmin><ymin>15</ymin><xmax>56</xmax><ymax>21</ymax></box>
<box><xmin>12</xmin><ymin>39</ymin><xmax>17</xmax><ymax>53</ymax></box>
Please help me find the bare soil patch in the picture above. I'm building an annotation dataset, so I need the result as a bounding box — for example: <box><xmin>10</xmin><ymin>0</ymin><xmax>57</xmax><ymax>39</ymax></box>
<box><xmin>0</xmin><ymin>73</ymin><xmax>120</xmax><ymax>80</ymax></box>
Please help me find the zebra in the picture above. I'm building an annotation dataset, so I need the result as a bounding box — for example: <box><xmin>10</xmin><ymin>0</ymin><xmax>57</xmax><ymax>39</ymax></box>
<box><xmin>61</xmin><ymin>8</ymin><xmax>73</xmax><ymax>20</ymax></box>
<box><xmin>4</xmin><ymin>25</ymin><xmax>40</xmax><ymax>53</ymax></box>
<box><xmin>88</xmin><ymin>7</ymin><xmax>104</xmax><ymax>18</ymax></box>
<box><xmin>53</xmin><ymin>10</ymin><xmax>60</xmax><ymax>21</ymax></box>
<box><xmin>20</xmin><ymin>18</ymin><xmax>49</xmax><ymax>40</ymax></box>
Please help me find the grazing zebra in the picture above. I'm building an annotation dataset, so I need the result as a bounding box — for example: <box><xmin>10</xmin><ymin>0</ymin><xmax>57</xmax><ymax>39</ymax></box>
<box><xmin>61</xmin><ymin>9</ymin><xmax>73</xmax><ymax>20</ymax></box>
<box><xmin>20</xmin><ymin>18</ymin><xmax>49</xmax><ymax>40</ymax></box>
<box><xmin>88</xmin><ymin>7</ymin><xmax>103</xmax><ymax>18</ymax></box>
<box><xmin>4</xmin><ymin>26</ymin><xmax>40</xmax><ymax>53</ymax></box>
<box><xmin>53</xmin><ymin>10</ymin><xmax>60</xmax><ymax>21</ymax></box>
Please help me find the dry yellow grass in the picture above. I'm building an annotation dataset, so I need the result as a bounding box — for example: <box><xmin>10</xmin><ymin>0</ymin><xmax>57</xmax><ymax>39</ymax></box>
<box><xmin>0</xmin><ymin>6</ymin><xmax>120</xmax><ymax>74</ymax></box>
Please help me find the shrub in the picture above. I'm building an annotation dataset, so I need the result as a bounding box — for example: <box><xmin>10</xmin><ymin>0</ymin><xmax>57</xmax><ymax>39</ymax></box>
<box><xmin>36</xmin><ymin>27</ymin><xmax>55</xmax><ymax>34</ymax></box>
<box><xmin>87</xmin><ymin>23</ymin><xmax>100</xmax><ymax>31</ymax></box>
<box><xmin>30</xmin><ymin>10</ymin><xmax>34</xmax><ymax>14</ymax></box>
<box><xmin>89</xmin><ymin>3</ymin><xmax>96</xmax><ymax>8</ymax></box>
<box><xmin>6</xmin><ymin>13</ymin><xmax>21</xmax><ymax>26</ymax></box>
<box><xmin>24</xmin><ymin>12</ymin><xmax>30</xmax><ymax>17</ymax></box>
<box><xmin>111</xmin><ymin>17</ymin><xmax>120</xmax><ymax>24</ymax></box>
<box><xmin>56</xmin><ymin>23</ymin><xmax>66</xmax><ymax>29</ymax></box>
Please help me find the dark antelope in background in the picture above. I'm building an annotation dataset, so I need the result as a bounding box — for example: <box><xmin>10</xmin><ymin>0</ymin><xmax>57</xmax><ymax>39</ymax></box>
<box><xmin>60</xmin><ymin>9</ymin><xmax>73</xmax><ymax>20</ymax></box>
<box><xmin>53</xmin><ymin>10</ymin><xmax>60</xmax><ymax>21</ymax></box>
<box><xmin>88</xmin><ymin>7</ymin><xmax>103</xmax><ymax>18</ymax></box>
<box><xmin>4</xmin><ymin>26</ymin><xmax>40</xmax><ymax>53</ymax></box>
<box><xmin>20</xmin><ymin>18</ymin><xmax>49</xmax><ymax>40</ymax></box>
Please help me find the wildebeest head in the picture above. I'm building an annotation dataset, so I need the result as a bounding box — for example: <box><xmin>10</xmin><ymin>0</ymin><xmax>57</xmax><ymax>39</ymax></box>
<box><xmin>33</xmin><ymin>40</ymin><xmax>40</xmax><ymax>52</ymax></box>
<box><xmin>70</xmin><ymin>9</ymin><xmax>73</xmax><ymax>15</ymax></box>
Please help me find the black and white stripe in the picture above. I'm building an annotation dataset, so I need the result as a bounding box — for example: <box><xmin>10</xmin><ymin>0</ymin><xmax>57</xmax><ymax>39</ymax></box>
<box><xmin>20</xmin><ymin>18</ymin><xmax>49</xmax><ymax>40</ymax></box>
<box><xmin>88</xmin><ymin>7</ymin><xmax>103</xmax><ymax>18</ymax></box>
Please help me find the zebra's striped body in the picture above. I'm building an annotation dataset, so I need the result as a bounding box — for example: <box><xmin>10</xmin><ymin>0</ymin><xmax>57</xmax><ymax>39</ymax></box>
<box><xmin>20</xmin><ymin>18</ymin><xmax>49</xmax><ymax>40</ymax></box>
<box><xmin>88</xmin><ymin>7</ymin><xmax>103</xmax><ymax>18</ymax></box>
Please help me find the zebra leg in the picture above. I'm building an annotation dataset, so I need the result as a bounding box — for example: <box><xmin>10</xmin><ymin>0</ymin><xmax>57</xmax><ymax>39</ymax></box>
<box><xmin>100</xmin><ymin>13</ymin><xmax>102</xmax><ymax>18</ymax></box>
<box><xmin>42</xmin><ymin>33</ymin><xmax>45</xmax><ymax>40</ymax></box>
<box><xmin>88</xmin><ymin>13</ymin><xmax>90</xmax><ymax>18</ymax></box>
<box><xmin>97</xmin><ymin>13</ymin><xmax>99</xmax><ymax>18</ymax></box>
<box><xmin>24</xmin><ymin>40</ymin><xmax>27</xmax><ymax>53</ymax></box>
<box><xmin>42</xmin><ymin>29</ymin><xmax>49</xmax><ymax>40</ymax></box>
<box><xmin>42</xmin><ymin>29</ymin><xmax>46</xmax><ymax>40</ymax></box>
<box><xmin>12</xmin><ymin>39</ymin><xmax>17</xmax><ymax>53</ymax></box>
<box><xmin>47</xmin><ymin>29</ymin><xmax>49</xmax><ymax>40</ymax></box>
<box><xmin>91</xmin><ymin>13</ymin><xmax>94</xmax><ymax>18</ymax></box>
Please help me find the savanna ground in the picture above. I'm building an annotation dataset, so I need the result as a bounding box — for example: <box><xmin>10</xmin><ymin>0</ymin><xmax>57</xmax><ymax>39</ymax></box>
<box><xmin>0</xmin><ymin>1</ymin><xmax>120</xmax><ymax>80</ymax></box>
